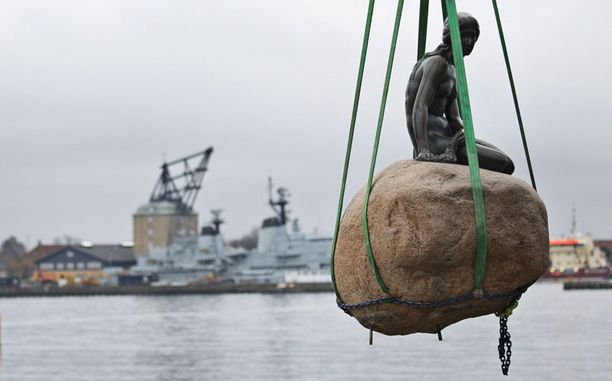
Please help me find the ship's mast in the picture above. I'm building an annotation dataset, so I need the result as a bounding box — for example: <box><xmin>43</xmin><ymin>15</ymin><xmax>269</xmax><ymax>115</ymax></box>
<box><xmin>268</xmin><ymin>177</ymin><xmax>290</xmax><ymax>225</ymax></box>
<box><xmin>571</xmin><ymin>203</ymin><xmax>576</xmax><ymax>237</ymax></box>
<box><xmin>211</xmin><ymin>209</ymin><xmax>224</xmax><ymax>235</ymax></box>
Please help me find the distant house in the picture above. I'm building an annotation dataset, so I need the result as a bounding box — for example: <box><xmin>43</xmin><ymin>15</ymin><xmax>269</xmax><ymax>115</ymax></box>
<box><xmin>32</xmin><ymin>244</ymin><xmax>136</xmax><ymax>286</ymax></box>
<box><xmin>23</xmin><ymin>244</ymin><xmax>69</xmax><ymax>275</ymax></box>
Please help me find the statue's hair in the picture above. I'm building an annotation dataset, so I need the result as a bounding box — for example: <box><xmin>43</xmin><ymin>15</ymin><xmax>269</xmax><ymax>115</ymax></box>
<box><xmin>442</xmin><ymin>12</ymin><xmax>480</xmax><ymax>46</ymax></box>
<box><xmin>418</xmin><ymin>12</ymin><xmax>479</xmax><ymax>62</ymax></box>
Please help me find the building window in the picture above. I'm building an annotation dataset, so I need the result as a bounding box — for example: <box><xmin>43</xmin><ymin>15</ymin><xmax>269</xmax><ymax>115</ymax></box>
<box><xmin>66</xmin><ymin>262</ymin><xmax>74</xmax><ymax>270</ymax></box>
<box><xmin>56</xmin><ymin>263</ymin><xmax>65</xmax><ymax>270</ymax></box>
<box><xmin>39</xmin><ymin>263</ymin><xmax>54</xmax><ymax>270</ymax></box>
<box><xmin>66</xmin><ymin>251</ymin><xmax>74</xmax><ymax>258</ymax></box>
<box><xmin>87</xmin><ymin>262</ymin><xmax>101</xmax><ymax>269</ymax></box>
<box><xmin>77</xmin><ymin>262</ymin><xmax>85</xmax><ymax>269</ymax></box>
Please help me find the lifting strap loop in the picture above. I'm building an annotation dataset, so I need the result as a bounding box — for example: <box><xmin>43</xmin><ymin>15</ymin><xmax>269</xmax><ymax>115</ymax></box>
<box><xmin>444</xmin><ymin>0</ymin><xmax>489</xmax><ymax>291</ymax></box>
<box><xmin>330</xmin><ymin>0</ymin><xmax>376</xmax><ymax>303</ymax></box>
<box><xmin>361</xmin><ymin>0</ymin><xmax>405</xmax><ymax>296</ymax></box>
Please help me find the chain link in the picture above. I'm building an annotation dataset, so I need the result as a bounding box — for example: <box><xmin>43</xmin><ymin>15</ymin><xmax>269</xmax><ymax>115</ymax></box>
<box><xmin>338</xmin><ymin>289</ymin><xmax>519</xmax><ymax>376</ymax></box>
<box><xmin>338</xmin><ymin>289</ymin><xmax>521</xmax><ymax>314</ymax></box>
<box><xmin>498</xmin><ymin>316</ymin><xmax>512</xmax><ymax>375</ymax></box>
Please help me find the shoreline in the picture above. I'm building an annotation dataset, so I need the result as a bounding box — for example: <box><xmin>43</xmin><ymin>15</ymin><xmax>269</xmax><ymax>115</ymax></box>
<box><xmin>0</xmin><ymin>282</ymin><xmax>334</xmax><ymax>298</ymax></box>
<box><xmin>563</xmin><ymin>280</ymin><xmax>612</xmax><ymax>290</ymax></box>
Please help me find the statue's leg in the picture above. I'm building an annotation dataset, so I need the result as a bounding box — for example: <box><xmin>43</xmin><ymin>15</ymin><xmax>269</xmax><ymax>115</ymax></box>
<box><xmin>426</xmin><ymin>116</ymin><xmax>454</xmax><ymax>156</ymax></box>
<box><xmin>456</xmin><ymin>142</ymin><xmax>515</xmax><ymax>175</ymax></box>
<box><xmin>475</xmin><ymin>138</ymin><xmax>499</xmax><ymax>150</ymax></box>
<box><xmin>406</xmin><ymin>121</ymin><xmax>418</xmax><ymax>159</ymax></box>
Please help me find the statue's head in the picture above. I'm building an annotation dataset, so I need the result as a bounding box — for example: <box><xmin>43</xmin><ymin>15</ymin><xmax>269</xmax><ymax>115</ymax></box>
<box><xmin>442</xmin><ymin>12</ymin><xmax>480</xmax><ymax>56</ymax></box>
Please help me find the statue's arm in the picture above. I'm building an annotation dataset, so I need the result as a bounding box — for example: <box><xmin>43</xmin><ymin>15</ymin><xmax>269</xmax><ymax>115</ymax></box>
<box><xmin>412</xmin><ymin>57</ymin><xmax>446</xmax><ymax>158</ymax></box>
<box><xmin>446</xmin><ymin>96</ymin><xmax>463</xmax><ymax>133</ymax></box>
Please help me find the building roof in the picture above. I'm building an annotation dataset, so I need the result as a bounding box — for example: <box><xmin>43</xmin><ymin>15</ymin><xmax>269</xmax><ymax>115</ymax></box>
<box><xmin>83</xmin><ymin>245</ymin><xmax>134</xmax><ymax>263</ymax></box>
<box><xmin>35</xmin><ymin>247</ymin><xmax>101</xmax><ymax>265</ymax></box>
<box><xmin>29</xmin><ymin>243</ymin><xmax>136</xmax><ymax>266</ymax></box>
<box><xmin>25</xmin><ymin>244</ymin><xmax>69</xmax><ymax>263</ymax></box>
<box><xmin>550</xmin><ymin>239</ymin><xmax>582</xmax><ymax>246</ymax></box>
<box><xmin>134</xmin><ymin>200</ymin><xmax>196</xmax><ymax>216</ymax></box>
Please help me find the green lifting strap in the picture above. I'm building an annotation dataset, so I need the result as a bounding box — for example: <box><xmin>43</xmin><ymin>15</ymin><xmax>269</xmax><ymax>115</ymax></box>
<box><xmin>330</xmin><ymin>0</ymin><xmax>376</xmax><ymax>302</ymax></box>
<box><xmin>417</xmin><ymin>0</ymin><xmax>430</xmax><ymax>59</ymax></box>
<box><xmin>441</xmin><ymin>0</ymin><xmax>448</xmax><ymax>20</ymax></box>
<box><xmin>444</xmin><ymin>0</ymin><xmax>489</xmax><ymax>291</ymax></box>
<box><xmin>361</xmin><ymin>0</ymin><xmax>405</xmax><ymax>296</ymax></box>
<box><xmin>492</xmin><ymin>0</ymin><xmax>537</xmax><ymax>191</ymax></box>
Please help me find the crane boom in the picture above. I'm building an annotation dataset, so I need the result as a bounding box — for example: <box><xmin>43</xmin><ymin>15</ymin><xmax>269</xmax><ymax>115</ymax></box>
<box><xmin>149</xmin><ymin>147</ymin><xmax>213</xmax><ymax>213</ymax></box>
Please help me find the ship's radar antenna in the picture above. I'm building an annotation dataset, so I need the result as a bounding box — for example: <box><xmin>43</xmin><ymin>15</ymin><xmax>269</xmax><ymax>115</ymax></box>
<box><xmin>268</xmin><ymin>177</ymin><xmax>290</xmax><ymax>225</ymax></box>
<box><xmin>211</xmin><ymin>209</ymin><xmax>224</xmax><ymax>234</ymax></box>
<box><xmin>149</xmin><ymin>147</ymin><xmax>214</xmax><ymax>213</ymax></box>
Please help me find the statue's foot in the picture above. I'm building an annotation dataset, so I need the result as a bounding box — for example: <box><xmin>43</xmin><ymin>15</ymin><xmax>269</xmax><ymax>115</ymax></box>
<box><xmin>415</xmin><ymin>151</ymin><xmax>456</xmax><ymax>163</ymax></box>
<box><xmin>415</xmin><ymin>151</ymin><xmax>435</xmax><ymax>161</ymax></box>
<box><xmin>441</xmin><ymin>148</ymin><xmax>457</xmax><ymax>163</ymax></box>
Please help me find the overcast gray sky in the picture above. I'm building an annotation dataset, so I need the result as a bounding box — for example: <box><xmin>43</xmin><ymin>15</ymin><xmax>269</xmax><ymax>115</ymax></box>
<box><xmin>1</xmin><ymin>0</ymin><xmax>611</xmax><ymax>247</ymax></box>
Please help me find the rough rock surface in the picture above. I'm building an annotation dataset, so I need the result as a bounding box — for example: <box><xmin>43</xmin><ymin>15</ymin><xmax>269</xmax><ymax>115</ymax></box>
<box><xmin>334</xmin><ymin>160</ymin><xmax>548</xmax><ymax>335</ymax></box>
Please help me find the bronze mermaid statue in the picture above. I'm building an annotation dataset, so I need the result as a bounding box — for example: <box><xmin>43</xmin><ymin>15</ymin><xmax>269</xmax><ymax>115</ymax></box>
<box><xmin>405</xmin><ymin>12</ymin><xmax>514</xmax><ymax>175</ymax></box>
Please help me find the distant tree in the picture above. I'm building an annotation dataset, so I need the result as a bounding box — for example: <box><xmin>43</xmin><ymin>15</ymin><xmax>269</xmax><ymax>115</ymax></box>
<box><xmin>0</xmin><ymin>236</ymin><xmax>28</xmax><ymax>278</ymax></box>
<box><xmin>228</xmin><ymin>227</ymin><xmax>259</xmax><ymax>250</ymax></box>
<box><xmin>0</xmin><ymin>236</ymin><xmax>26</xmax><ymax>258</ymax></box>
<box><xmin>52</xmin><ymin>235</ymin><xmax>81</xmax><ymax>245</ymax></box>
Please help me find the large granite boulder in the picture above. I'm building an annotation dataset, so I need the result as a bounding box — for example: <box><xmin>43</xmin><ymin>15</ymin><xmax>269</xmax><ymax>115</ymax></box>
<box><xmin>334</xmin><ymin>160</ymin><xmax>548</xmax><ymax>335</ymax></box>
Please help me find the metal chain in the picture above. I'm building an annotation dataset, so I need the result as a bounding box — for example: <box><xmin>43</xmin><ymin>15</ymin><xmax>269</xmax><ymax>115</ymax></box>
<box><xmin>338</xmin><ymin>289</ymin><xmax>521</xmax><ymax>314</ymax></box>
<box><xmin>340</xmin><ymin>289</ymin><xmax>520</xmax><ymax>376</ymax></box>
<box><xmin>498</xmin><ymin>316</ymin><xmax>512</xmax><ymax>375</ymax></box>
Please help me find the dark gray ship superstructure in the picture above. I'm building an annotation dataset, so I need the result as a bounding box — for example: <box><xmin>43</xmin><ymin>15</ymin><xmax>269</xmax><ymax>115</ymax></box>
<box><xmin>226</xmin><ymin>178</ymin><xmax>332</xmax><ymax>284</ymax></box>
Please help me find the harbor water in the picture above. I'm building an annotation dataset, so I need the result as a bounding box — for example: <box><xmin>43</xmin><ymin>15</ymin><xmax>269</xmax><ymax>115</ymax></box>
<box><xmin>0</xmin><ymin>283</ymin><xmax>610</xmax><ymax>380</ymax></box>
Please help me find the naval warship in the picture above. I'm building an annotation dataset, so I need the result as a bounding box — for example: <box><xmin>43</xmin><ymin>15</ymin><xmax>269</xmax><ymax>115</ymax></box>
<box><xmin>132</xmin><ymin>178</ymin><xmax>332</xmax><ymax>285</ymax></box>
<box><xmin>223</xmin><ymin>178</ymin><xmax>332</xmax><ymax>284</ymax></box>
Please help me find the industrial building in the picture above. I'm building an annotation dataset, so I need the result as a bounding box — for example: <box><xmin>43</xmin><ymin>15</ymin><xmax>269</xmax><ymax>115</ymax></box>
<box><xmin>132</xmin><ymin>147</ymin><xmax>213</xmax><ymax>258</ymax></box>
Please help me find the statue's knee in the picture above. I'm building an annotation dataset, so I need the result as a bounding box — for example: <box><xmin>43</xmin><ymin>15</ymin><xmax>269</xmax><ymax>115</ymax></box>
<box><xmin>504</xmin><ymin>157</ymin><xmax>515</xmax><ymax>175</ymax></box>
